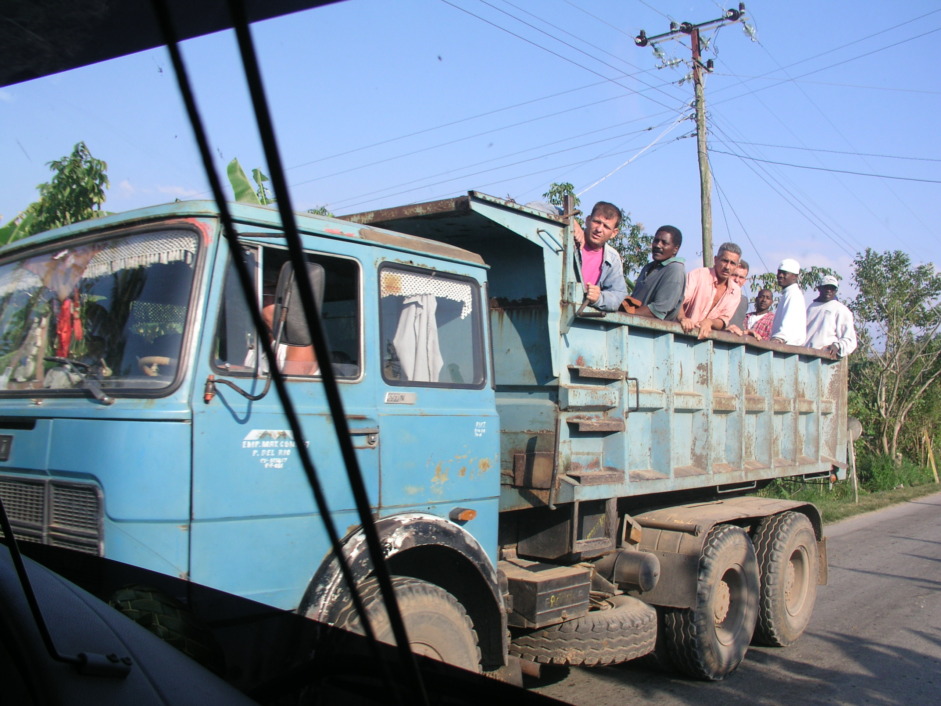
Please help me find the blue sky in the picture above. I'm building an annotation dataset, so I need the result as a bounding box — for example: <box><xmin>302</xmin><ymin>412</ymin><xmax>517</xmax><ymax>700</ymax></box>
<box><xmin>2</xmin><ymin>0</ymin><xmax>939</xmax><ymax>286</ymax></box>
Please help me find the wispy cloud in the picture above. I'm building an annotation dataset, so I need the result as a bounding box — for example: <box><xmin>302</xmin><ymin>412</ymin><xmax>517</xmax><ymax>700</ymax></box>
<box><xmin>157</xmin><ymin>184</ymin><xmax>201</xmax><ymax>198</ymax></box>
<box><xmin>0</xmin><ymin>89</ymin><xmax>14</xmax><ymax>103</ymax></box>
<box><xmin>114</xmin><ymin>181</ymin><xmax>202</xmax><ymax>203</ymax></box>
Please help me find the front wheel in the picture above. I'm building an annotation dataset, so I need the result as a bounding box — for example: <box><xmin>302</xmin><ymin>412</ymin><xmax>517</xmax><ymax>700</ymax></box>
<box><xmin>752</xmin><ymin>511</ymin><xmax>819</xmax><ymax>647</ymax></box>
<box><xmin>334</xmin><ymin>576</ymin><xmax>480</xmax><ymax>672</ymax></box>
<box><xmin>663</xmin><ymin>524</ymin><xmax>759</xmax><ymax>680</ymax></box>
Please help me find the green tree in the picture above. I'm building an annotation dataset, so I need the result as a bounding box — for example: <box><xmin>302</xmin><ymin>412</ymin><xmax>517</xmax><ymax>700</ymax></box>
<box><xmin>749</xmin><ymin>265</ymin><xmax>839</xmax><ymax>297</ymax></box>
<box><xmin>848</xmin><ymin>248</ymin><xmax>941</xmax><ymax>459</ymax></box>
<box><xmin>0</xmin><ymin>141</ymin><xmax>109</xmax><ymax>244</ymax></box>
<box><xmin>543</xmin><ymin>182</ymin><xmax>580</xmax><ymax>221</ymax></box>
<box><xmin>611</xmin><ymin>217</ymin><xmax>652</xmax><ymax>288</ymax></box>
<box><xmin>543</xmin><ymin>182</ymin><xmax>651</xmax><ymax>286</ymax></box>
<box><xmin>226</xmin><ymin>158</ymin><xmax>274</xmax><ymax>205</ymax></box>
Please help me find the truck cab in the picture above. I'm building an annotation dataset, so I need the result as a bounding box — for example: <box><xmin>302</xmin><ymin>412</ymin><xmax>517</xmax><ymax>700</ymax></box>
<box><xmin>0</xmin><ymin>201</ymin><xmax>507</xmax><ymax>668</ymax></box>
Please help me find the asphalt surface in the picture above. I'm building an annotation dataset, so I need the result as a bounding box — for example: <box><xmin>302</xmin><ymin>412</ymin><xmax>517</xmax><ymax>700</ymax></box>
<box><xmin>529</xmin><ymin>492</ymin><xmax>941</xmax><ymax>705</ymax></box>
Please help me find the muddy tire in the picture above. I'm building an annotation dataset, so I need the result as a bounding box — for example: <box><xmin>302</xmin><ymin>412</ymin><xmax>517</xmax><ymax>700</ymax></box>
<box><xmin>752</xmin><ymin>511</ymin><xmax>818</xmax><ymax>647</ymax></box>
<box><xmin>335</xmin><ymin>576</ymin><xmax>480</xmax><ymax>672</ymax></box>
<box><xmin>510</xmin><ymin>595</ymin><xmax>656</xmax><ymax>667</ymax></box>
<box><xmin>109</xmin><ymin>584</ymin><xmax>225</xmax><ymax>674</ymax></box>
<box><xmin>663</xmin><ymin>524</ymin><xmax>759</xmax><ymax>680</ymax></box>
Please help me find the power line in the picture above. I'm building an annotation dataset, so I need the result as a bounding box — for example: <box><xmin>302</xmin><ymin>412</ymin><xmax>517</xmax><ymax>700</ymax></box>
<box><xmin>498</xmin><ymin>0</ymin><xmax>648</xmax><ymax>75</ymax></box>
<box><xmin>329</xmin><ymin>118</ymin><xmax>680</xmax><ymax>211</ymax></box>
<box><xmin>708</xmin><ymin>121</ymin><xmax>858</xmax><ymax>257</ymax></box>
<box><xmin>336</xmin><ymin>129</ymin><xmax>682</xmax><ymax>214</ymax></box>
<box><xmin>438</xmin><ymin>0</ymin><xmax>686</xmax><ymax>112</ymax></box>
<box><xmin>713</xmin><ymin>72</ymin><xmax>941</xmax><ymax>96</ymax></box>
<box><xmin>708</xmin><ymin>22</ymin><xmax>941</xmax><ymax>107</ymax></box>
<box><xmin>709</xmin><ymin>149</ymin><xmax>941</xmax><ymax>184</ymax></box>
<box><xmin>286</xmin><ymin>78</ymin><xmax>611</xmax><ymax>172</ymax></box>
<box><xmin>711</xmin><ymin>171</ymin><xmax>769</xmax><ymax>273</ymax></box>
<box><xmin>561</xmin><ymin>0</ymin><xmax>648</xmax><ymax>37</ymax></box>
<box><xmin>636</xmin><ymin>0</ymin><xmax>673</xmax><ymax>23</ymax></box>
<box><xmin>709</xmin><ymin>116</ymin><xmax>864</xmax><ymax>253</ymax></box>
<box><xmin>440</xmin><ymin>138</ymin><xmax>679</xmax><ymax>209</ymax></box>
<box><xmin>711</xmin><ymin>140</ymin><xmax>941</xmax><ymax>164</ymax></box>
<box><xmin>577</xmin><ymin>112</ymin><xmax>690</xmax><ymax>197</ymax></box>
<box><xmin>744</xmin><ymin>8</ymin><xmax>941</xmax><ymax>79</ymax></box>
<box><xmin>712</xmin><ymin>11</ymin><xmax>928</xmax><ymax>243</ymax></box>
<box><xmin>280</xmin><ymin>2</ymin><xmax>692</xmax><ymax>183</ymax></box>
<box><xmin>289</xmin><ymin>87</ymin><xmax>675</xmax><ymax>190</ymax></box>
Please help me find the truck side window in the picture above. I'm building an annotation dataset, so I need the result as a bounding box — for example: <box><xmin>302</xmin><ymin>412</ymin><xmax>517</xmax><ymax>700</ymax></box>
<box><xmin>213</xmin><ymin>246</ymin><xmax>361</xmax><ymax>379</ymax></box>
<box><xmin>379</xmin><ymin>265</ymin><xmax>484</xmax><ymax>388</ymax></box>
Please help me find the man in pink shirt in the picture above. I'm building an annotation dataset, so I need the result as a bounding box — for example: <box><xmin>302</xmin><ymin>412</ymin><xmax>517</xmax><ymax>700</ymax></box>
<box><xmin>677</xmin><ymin>242</ymin><xmax>742</xmax><ymax>339</ymax></box>
<box><xmin>572</xmin><ymin>202</ymin><xmax>628</xmax><ymax>311</ymax></box>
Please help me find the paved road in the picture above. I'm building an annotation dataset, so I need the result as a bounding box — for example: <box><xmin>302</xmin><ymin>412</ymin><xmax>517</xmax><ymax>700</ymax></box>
<box><xmin>530</xmin><ymin>493</ymin><xmax>941</xmax><ymax>705</ymax></box>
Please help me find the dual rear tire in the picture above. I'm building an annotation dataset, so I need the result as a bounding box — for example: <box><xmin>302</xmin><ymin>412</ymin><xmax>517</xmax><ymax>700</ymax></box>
<box><xmin>753</xmin><ymin>511</ymin><xmax>819</xmax><ymax>647</ymax></box>
<box><xmin>662</xmin><ymin>513</ymin><xmax>819</xmax><ymax>680</ymax></box>
<box><xmin>662</xmin><ymin>524</ymin><xmax>759</xmax><ymax>680</ymax></box>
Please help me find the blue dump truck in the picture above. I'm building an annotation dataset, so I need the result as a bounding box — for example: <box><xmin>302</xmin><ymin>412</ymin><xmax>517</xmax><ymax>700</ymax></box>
<box><xmin>0</xmin><ymin>191</ymin><xmax>846</xmax><ymax>682</ymax></box>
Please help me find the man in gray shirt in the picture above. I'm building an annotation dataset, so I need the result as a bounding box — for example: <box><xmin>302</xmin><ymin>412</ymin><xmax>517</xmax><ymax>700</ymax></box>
<box><xmin>630</xmin><ymin>225</ymin><xmax>685</xmax><ymax>321</ymax></box>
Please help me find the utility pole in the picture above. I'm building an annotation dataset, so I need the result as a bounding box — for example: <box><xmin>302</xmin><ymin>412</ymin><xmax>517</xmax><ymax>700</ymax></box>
<box><xmin>636</xmin><ymin>5</ymin><xmax>746</xmax><ymax>266</ymax></box>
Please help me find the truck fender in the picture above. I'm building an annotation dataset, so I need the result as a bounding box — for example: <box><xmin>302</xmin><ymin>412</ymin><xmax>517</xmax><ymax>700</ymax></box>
<box><xmin>299</xmin><ymin>512</ymin><xmax>506</xmax><ymax>668</ymax></box>
<box><xmin>632</xmin><ymin>497</ymin><xmax>824</xmax><ymax>609</ymax></box>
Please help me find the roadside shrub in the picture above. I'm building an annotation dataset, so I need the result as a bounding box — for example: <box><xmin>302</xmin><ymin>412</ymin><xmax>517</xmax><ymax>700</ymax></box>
<box><xmin>758</xmin><ymin>476</ymin><xmax>854</xmax><ymax>503</ymax></box>
<box><xmin>856</xmin><ymin>454</ymin><xmax>934</xmax><ymax>492</ymax></box>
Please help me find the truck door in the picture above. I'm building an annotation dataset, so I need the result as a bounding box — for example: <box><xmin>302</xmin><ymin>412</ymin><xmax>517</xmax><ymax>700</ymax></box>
<box><xmin>376</xmin><ymin>263</ymin><xmax>500</xmax><ymax>555</ymax></box>
<box><xmin>190</xmin><ymin>241</ymin><xmax>376</xmax><ymax>609</ymax></box>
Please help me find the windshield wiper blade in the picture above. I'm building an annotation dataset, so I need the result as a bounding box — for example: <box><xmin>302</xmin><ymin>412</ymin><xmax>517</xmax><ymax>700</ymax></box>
<box><xmin>81</xmin><ymin>376</ymin><xmax>114</xmax><ymax>405</ymax></box>
<box><xmin>43</xmin><ymin>357</ymin><xmax>114</xmax><ymax>404</ymax></box>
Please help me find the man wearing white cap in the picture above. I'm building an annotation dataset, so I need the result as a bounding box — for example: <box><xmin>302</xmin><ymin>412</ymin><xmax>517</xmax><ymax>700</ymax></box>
<box><xmin>805</xmin><ymin>274</ymin><xmax>857</xmax><ymax>358</ymax></box>
<box><xmin>770</xmin><ymin>258</ymin><xmax>806</xmax><ymax>345</ymax></box>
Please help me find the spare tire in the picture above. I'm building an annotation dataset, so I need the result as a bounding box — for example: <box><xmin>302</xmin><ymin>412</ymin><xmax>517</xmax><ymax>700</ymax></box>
<box><xmin>510</xmin><ymin>595</ymin><xmax>656</xmax><ymax>667</ymax></box>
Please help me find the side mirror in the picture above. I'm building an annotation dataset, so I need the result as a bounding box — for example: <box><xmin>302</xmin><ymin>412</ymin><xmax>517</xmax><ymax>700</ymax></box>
<box><xmin>273</xmin><ymin>261</ymin><xmax>325</xmax><ymax>347</ymax></box>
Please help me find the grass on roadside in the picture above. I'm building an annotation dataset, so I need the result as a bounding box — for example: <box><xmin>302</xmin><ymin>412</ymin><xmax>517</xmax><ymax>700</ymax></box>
<box><xmin>760</xmin><ymin>478</ymin><xmax>940</xmax><ymax>524</ymax></box>
<box><xmin>759</xmin><ymin>453</ymin><xmax>940</xmax><ymax>524</ymax></box>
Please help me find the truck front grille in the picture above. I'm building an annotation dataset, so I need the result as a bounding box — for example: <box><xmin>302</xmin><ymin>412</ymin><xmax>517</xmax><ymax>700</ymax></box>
<box><xmin>0</xmin><ymin>477</ymin><xmax>102</xmax><ymax>555</ymax></box>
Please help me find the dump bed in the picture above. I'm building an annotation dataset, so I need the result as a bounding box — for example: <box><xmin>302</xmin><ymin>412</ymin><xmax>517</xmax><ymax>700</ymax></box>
<box><xmin>345</xmin><ymin>192</ymin><xmax>848</xmax><ymax>513</ymax></box>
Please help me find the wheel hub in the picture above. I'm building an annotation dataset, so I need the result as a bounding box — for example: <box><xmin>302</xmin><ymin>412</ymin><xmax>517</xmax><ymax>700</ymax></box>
<box><xmin>714</xmin><ymin>579</ymin><xmax>731</xmax><ymax>624</ymax></box>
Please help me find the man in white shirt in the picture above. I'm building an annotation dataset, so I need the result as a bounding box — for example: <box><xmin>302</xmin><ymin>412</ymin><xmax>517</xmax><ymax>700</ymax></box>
<box><xmin>805</xmin><ymin>274</ymin><xmax>857</xmax><ymax>358</ymax></box>
<box><xmin>770</xmin><ymin>258</ymin><xmax>806</xmax><ymax>345</ymax></box>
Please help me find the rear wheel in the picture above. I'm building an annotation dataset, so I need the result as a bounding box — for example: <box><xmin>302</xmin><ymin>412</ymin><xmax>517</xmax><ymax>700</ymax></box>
<box><xmin>663</xmin><ymin>524</ymin><xmax>759</xmax><ymax>680</ymax></box>
<box><xmin>752</xmin><ymin>511</ymin><xmax>819</xmax><ymax>647</ymax></box>
<box><xmin>335</xmin><ymin>576</ymin><xmax>480</xmax><ymax>672</ymax></box>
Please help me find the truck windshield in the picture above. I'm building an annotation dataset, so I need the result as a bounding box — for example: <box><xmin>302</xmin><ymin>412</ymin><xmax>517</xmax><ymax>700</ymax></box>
<box><xmin>0</xmin><ymin>228</ymin><xmax>199</xmax><ymax>395</ymax></box>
